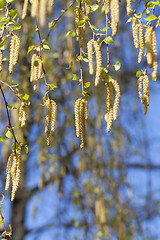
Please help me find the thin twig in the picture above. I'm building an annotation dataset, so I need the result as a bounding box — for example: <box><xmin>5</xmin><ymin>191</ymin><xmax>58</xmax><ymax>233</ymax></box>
<box><xmin>0</xmin><ymin>85</ymin><xmax>18</xmax><ymax>150</ymax></box>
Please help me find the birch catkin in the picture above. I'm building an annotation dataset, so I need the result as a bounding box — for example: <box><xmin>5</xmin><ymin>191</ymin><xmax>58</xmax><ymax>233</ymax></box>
<box><xmin>104</xmin><ymin>0</ymin><xmax>110</xmax><ymax>15</ymax></box>
<box><xmin>30</xmin><ymin>54</ymin><xmax>42</xmax><ymax>91</ymax></box>
<box><xmin>87</xmin><ymin>39</ymin><xmax>94</xmax><ymax>75</ymax></box>
<box><xmin>111</xmin><ymin>0</ymin><xmax>119</xmax><ymax>36</ymax></box>
<box><xmin>5</xmin><ymin>152</ymin><xmax>22</xmax><ymax>201</ymax></box>
<box><xmin>143</xmin><ymin>74</ymin><xmax>149</xmax><ymax>115</ymax></box>
<box><xmin>138</xmin><ymin>25</ymin><xmax>144</xmax><ymax>64</ymax></box>
<box><xmin>47</xmin><ymin>0</ymin><xmax>54</xmax><ymax>15</ymax></box>
<box><xmin>45</xmin><ymin>99</ymin><xmax>57</xmax><ymax>145</ymax></box>
<box><xmin>22</xmin><ymin>0</ymin><xmax>28</xmax><ymax>19</ymax></box>
<box><xmin>145</xmin><ymin>26</ymin><xmax>153</xmax><ymax>67</ymax></box>
<box><xmin>74</xmin><ymin>98</ymin><xmax>88</xmax><ymax>148</ymax></box>
<box><xmin>151</xmin><ymin>30</ymin><xmax>158</xmax><ymax>80</ymax></box>
<box><xmin>94</xmin><ymin>41</ymin><xmax>102</xmax><ymax>87</ymax></box>
<box><xmin>105</xmin><ymin>82</ymin><xmax>113</xmax><ymax>133</ymax></box>
<box><xmin>39</xmin><ymin>0</ymin><xmax>47</xmax><ymax>28</ymax></box>
<box><xmin>138</xmin><ymin>76</ymin><xmax>144</xmax><ymax>104</ymax></box>
<box><xmin>132</xmin><ymin>19</ymin><xmax>139</xmax><ymax>49</ymax></box>
<box><xmin>5</xmin><ymin>153</ymin><xmax>14</xmax><ymax>191</ymax></box>
<box><xmin>126</xmin><ymin>0</ymin><xmax>132</xmax><ymax>16</ymax></box>
<box><xmin>111</xmin><ymin>79</ymin><xmax>120</xmax><ymax>121</ymax></box>
<box><xmin>9</xmin><ymin>35</ymin><xmax>20</xmax><ymax>74</ymax></box>
<box><xmin>31</xmin><ymin>0</ymin><xmax>39</xmax><ymax>18</ymax></box>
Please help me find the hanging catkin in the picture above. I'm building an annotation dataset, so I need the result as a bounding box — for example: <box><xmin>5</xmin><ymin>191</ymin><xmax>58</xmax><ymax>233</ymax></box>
<box><xmin>5</xmin><ymin>153</ymin><xmax>14</xmax><ymax>191</ymax></box>
<box><xmin>105</xmin><ymin>82</ymin><xmax>113</xmax><ymax>133</ymax></box>
<box><xmin>22</xmin><ymin>0</ymin><xmax>28</xmax><ymax>19</ymax></box>
<box><xmin>30</xmin><ymin>54</ymin><xmax>42</xmax><ymax>91</ymax></box>
<box><xmin>132</xmin><ymin>19</ymin><xmax>139</xmax><ymax>49</ymax></box>
<box><xmin>5</xmin><ymin>152</ymin><xmax>22</xmax><ymax>201</ymax></box>
<box><xmin>138</xmin><ymin>25</ymin><xmax>144</xmax><ymax>64</ymax></box>
<box><xmin>110</xmin><ymin>79</ymin><xmax>120</xmax><ymax>121</ymax></box>
<box><xmin>45</xmin><ymin>99</ymin><xmax>52</xmax><ymax>146</ymax></box>
<box><xmin>45</xmin><ymin>99</ymin><xmax>57</xmax><ymax>145</ymax></box>
<box><xmin>9</xmin><ymin>35</ymin><xmax>20</xmax><ymax>74</ymax></box>
<box><xmin>74</xmin><ymin>98</ymin><xmax>88</xmax><ymax>148</ymax></box>
<box><xmin>138</xmin><ymin>76</ymin><xmax>144</xmax><ymax>104</ymax></box>
<box><xmin>111</xmin><ymin>0</ymin><xmax>119</xmax><ymax>36</ymax></box>
<box><xmin>31</xmin><ymin>0</ymin><xmax>39</xmax><ymax>18</ymax></box>
<box><xmin>143</xmin><ymin>74</ymin><xmax>149</xmax><ymax>115</ymax></box>
<box><xmin>104</xmin><ymin>0</ymin><xmax>110</xmax><ymax>15</ymax></box>
<box><xmin>75</xmin><ymin>6</ymin><xmax>81</xmax><ymax>37</ymax></box>
<box><xmin>145</xmin><ymin>26</ymin><xmax>153</xmax><ymax>68</ymax></box>
<box><xmin>87</xmin><ymin>39</ymin><xmax>94</xmax><ymax>75</ymax></box>
<box><xmin>94</xmin><ymin>41</ymin><xmax>102</xmax><ymax>87</ymax></box>
<box><xmin>51</xmin><ymin>100</ymin><xmax>57</xmax><ymax>136</ymax></box>
<box><xmin>39</xmin><ymin>0</ymin><xmax>47</xmax><ymax>28</ymax></box>
<box><xmin>151</xmin><ymin>30</ymin><xmax>157</xmax><ymax>80</ymax></box>
<box><xmin>126</xmin><ymin>0</ymin><xmax>132</xmax><ymax>16</ymax></box>
<box><xmin>19</xmin><ymin>101</ymin><xmax>29</xmax><ymax>127</ymax></box>
<box><xmin>11</xmin><ymin>153</ymin><xmax>21</xmax><ymax>201</ymax></box>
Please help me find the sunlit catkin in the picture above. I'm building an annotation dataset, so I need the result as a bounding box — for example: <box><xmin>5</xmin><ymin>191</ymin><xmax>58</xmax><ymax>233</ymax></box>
<box><xmin>104</xmin><ymin>0</ymin><xmax>110</xmax><ymax>15</ymax></box>
<box><xmin>13</xmin><ymin>35</ymin><xmax>20</xmax><ymax>66</ymax></box>
<box><xmin>9</xmin><ymin>35</ymin><xmax>15</xmax><ymax>74</ymax></box>
<box><xmin>143</xmin><ymin>74</ymin><xmax>149</xmax><ymax>115</ymax></box>
<box><xmin>138</xmin><ymin>76</ymin><xmax>144</xmax><ymax>104</ymax></box>
<box><xmin>111</xmin><ymin>79</ymin><xmax>120</xmax><ymax>121</ymax></box>
<box><xmin>151</xmin><ymin>30</ymin><xmax>157</xmax><ymax>80</ymax></box>
<box><xmin>51</xmin><ymin>100</ymin><xmax>57</xmax><ymax>136</ymax></box>
<box><xmin>5</xmin><ymin>153</ymin><xmax>14</xmax><ymax>191</ymax></box>
<box><xmin>45</xmin><ymin>99</ymin><xmax>51</xmax><ymax>146</ymax></box>
<box><xmin>138</xmin><ymin>25</ymin><xmax>144</xmax><ymax>64</ymax></box>
<box><xmin>132</xmin><ymin>19</ymin><xmax>139</xmax><ymax>49</ymax></box>
<box><xmin>11</xmin><ymin>153</ymin><xmax>22</xmax><ymax>201</ymax></box>
<box><xmin>145</xmin><ymin>26</ymin><xmax>153</xmax><ymax>68</ymax></box>
<box><xmin>22</xmin><ymin>0</ymin><xmax>28</xmax><ymax>19</ymax></box>
<box><xmin>94</xmin><ymin>41</ymin><xmax>102</xmax><ymax>86</ymax></box>
<box><xmin>75</xmin><ymin>6</ymin><xmax>80</xmax><ymax>37</ymax></box>
<box><xmin>126</xmin><ymin>0</ymin><xmax>132</xmax><ymax>16</ymax></box>
<box><xmin>30</xmin><ymin>54</ymin><xmax>42</xmax><ymax>90</ymax></box>
<box><xmin>39</xmin><ymin>0</ymin><xmax>47</xmax><ymax>28</ymax></box>
<box><xmin>111</xmin><ymin>0</ymin><xmax>119</xmax><ymax>36</ymax></box>
<box><xmin>19</xmin><ymin>101</ymin><xmax>28</xmax><ymax>127</ymax></box>
<box><xmin>75</xmin><ymin>98</ymin><xmax>88</xmax><ymax>148</ymax></box>
<box><xmin>105</xmin><ymin>82</ymin><xmax>113</xmax><ymax>133</ymax></box>
<box><xmin>75</xmin><ymin>98</ymin><xmax>81</xmax><ymax>138</ymax></box>
<box><xmin>80</xmin><ymin>100</ymin><xmax>85</xmax><ymax>149</ymax></box>
<box><xmin>87</xmin><ymin>39</ymin><xmax>94</xmax><ymax>75</ymax></box>
<box><xmin>0</xmin><ymin>50</ymin><xmax>2</xmax><ymax>72</ymax></box>
<box><xmin>31</xmin><ymin>0</ymin><xmax>39</xmax><ymax>18</ymax></box>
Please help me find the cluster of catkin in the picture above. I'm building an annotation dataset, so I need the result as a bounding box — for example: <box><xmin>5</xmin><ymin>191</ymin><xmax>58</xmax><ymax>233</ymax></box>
<box><xmin>75</xmin><ymin>98</ymin><xmax>88</xmax><ymax>149</ymax></box>
<box><xmin>45</xmin><ymin>99</ymin><xmax>57</xmax><ymax>146</ymax></box>
<box><xmin>132</xmin><ymin>18</ymin><xmax>158</xmax><ymax>80</ymax></box>
<box><xmin>87</xmin><ymin>39</ymin><xmax>102</xmax><ymax>86</ymax></box>
<box><xmin>30</xmin><ymin>53</ymin><xmax>42</xmax><ymax>91</ymax></box>
<box><xmin>19</xmin><ymin>101</ymin><xmax>29</xmax><ymax>127</ymax></box>
<box><xmin>75</xmin><ymin>5</ymin><xmax>87</xmax><ymax>47</ymax></box>
<box><xmin>9</xmin><ymin>35</ymin><xmax>20</xmax><ymax>74</ymax></box>
<box><xmin>95</xmin><ymin>199</ymin><xmax>107</xmax><ymax>225</ymax></box>
<box><xmin>138</xmin><ymin>74</ymin><xmax>149</xmax><ymax>115</ymax></box>
<box><xmin>105</xmin><ymin>79</ymin><xmax>120</xmax><ymax>133</ymax></box>
<box><xmin>5</xmin><ymin>152</ymin><xmax>22</xmax><ymax>201</ymax></box>
<box><xmin>22</xmin><ymin>0</ymin><xmax>54</xmax><ymax>27</ymax></box>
